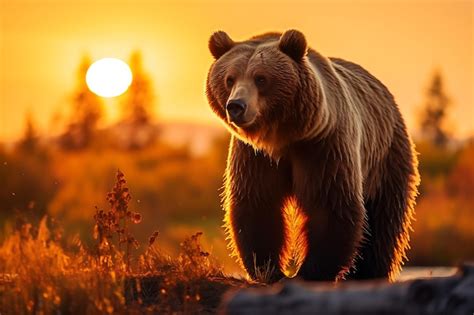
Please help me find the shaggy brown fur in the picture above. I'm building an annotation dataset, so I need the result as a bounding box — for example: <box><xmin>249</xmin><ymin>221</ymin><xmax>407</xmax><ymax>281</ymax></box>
<box><xmin>206</xmin><ymin>30</ymin><xmax>419</xmax><ymax>282</ymax></box>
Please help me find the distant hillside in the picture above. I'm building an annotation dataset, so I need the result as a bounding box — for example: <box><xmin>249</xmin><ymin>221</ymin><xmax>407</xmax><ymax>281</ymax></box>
<box><xmin>0</xmin><ymin>120</ymin><xmax>227</xmax><ymax>154</ymax></box>
<box><xmin>158</xmin><ymin>120</ymin><xmax>227</xmax><ymax>155</ymax></box>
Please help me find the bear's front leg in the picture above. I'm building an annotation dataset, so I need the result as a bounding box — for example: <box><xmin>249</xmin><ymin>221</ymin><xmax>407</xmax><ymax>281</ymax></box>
<box><xmin>224</xmin><ymin>137</ymin><xmax>292</xmax><ymax>283</ymax></box>
<box><xmin>292</xmin><ymin>144</ymin><xmax>366</xmax><ymax>281</ymax></box>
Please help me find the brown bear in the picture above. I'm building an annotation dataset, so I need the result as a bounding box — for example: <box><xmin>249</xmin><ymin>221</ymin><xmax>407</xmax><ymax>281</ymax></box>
<box><xmin>206</xmin><ymin>30</ymin><xmax>420</xmax><ymax>283</ymax></box>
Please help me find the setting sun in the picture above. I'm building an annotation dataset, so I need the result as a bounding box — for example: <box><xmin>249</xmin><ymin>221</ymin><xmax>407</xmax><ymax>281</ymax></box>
<box><xmin>86</xmin><ymin>58</ymin><xmax>132</xmax><ymax>97</ymax></box>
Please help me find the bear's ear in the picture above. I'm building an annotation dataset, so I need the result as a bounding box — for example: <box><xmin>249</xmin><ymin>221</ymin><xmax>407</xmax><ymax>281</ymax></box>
<box><xmin>279</xmin><ymin>30</ymin><xmax>307</xmax><ymax>61</ymax></box>
<box><xmin>209</xmin><ymin>31</ymin><xmax>235</xmax><ymax>59</ymax></box>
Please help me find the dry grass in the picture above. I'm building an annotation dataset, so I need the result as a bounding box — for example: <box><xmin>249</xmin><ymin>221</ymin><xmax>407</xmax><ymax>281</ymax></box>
<box><xmin>0</xmin><ymin>170</ymin><xmax>249</xmax><ymax>314</ymax></box>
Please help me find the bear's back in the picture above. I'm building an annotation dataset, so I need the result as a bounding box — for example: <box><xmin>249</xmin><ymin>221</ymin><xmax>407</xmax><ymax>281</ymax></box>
<box><xmin>328</xmin><ymin>57</ymin><xmax>401</xmax><ymax>193</ymax></box>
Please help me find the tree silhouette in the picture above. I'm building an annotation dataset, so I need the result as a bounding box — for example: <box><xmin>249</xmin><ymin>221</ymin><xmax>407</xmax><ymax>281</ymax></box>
<box><xmin>419</xmin><ymin>70</ymin><xmax>451</xmax><ymax>147</ymax></box>
<box><xmin>18</xmin><ymin>111</ymin><xmax>39</xmax><ymax>153</ymax></box>
<box><xmin>118</xmin><ymin>51</ymin><xmax>157</xmax><ymax>150</ymax></box>
<box><xmin>122</xmin><ymin>51</ymin><xmax>154</xmax><ymax>124</ymax></box>
<box><xmin>60</xmin><ymin>56</ymin><xmax>103</xmax><ymax>150</ymax></box>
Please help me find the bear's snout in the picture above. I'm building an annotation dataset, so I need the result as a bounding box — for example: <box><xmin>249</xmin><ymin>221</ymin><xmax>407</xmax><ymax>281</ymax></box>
<box><xmin>226</xmin><ymin>99</ymin><xmax>247</xmax><ymax>125</ymax></box>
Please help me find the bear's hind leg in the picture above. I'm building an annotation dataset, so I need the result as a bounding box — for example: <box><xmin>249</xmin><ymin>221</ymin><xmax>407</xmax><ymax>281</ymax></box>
<box><xmin>349</xmin><ymin>126</ymin><xmax>419</xmax><ymax>281</ymax></box>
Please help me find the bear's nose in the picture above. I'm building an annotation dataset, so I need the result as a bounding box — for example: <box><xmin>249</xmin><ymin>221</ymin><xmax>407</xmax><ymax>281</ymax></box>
<box><xmin>226</xmin><ymin>99</ymin><xmax>247</xmax><ymax>123</ymax></box>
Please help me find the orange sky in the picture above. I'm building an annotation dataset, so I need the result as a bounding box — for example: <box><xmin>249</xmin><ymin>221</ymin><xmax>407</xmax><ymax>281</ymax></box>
<box><xmin>1</xmin><ymin>0</ymin><xmax>473</xmax><ymax>141</ymax></box>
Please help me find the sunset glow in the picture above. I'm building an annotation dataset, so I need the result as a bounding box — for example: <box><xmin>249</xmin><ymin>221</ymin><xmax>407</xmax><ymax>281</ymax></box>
<box><xmin>0</xmin><ymin>1</ymin><xmax>472</xmax><ymax>141</ymax></box>
<box><xmin>0</xmin><ymin>2</ymin><xmax>473</xmax><ymax>309</ymax></box>
<box><xmin>86</xmin><ymin>58</ymin><xmax>132</xmax><ymax>97</ymax></box>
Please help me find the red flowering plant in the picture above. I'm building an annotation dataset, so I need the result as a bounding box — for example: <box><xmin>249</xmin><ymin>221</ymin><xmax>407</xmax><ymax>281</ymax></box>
<box><xmin>94</xmin><ymin>170</ymin><xmax>141</xmax><ymax>272</ymax></box>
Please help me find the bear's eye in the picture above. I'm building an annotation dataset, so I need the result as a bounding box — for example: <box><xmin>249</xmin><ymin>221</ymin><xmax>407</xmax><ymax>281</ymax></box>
<box><xmin>254</xmin><ymin>75</ymin><xmax>267</xmax><ymax>88</ymax></box>
<box><xmin>226</xmin><ymin>76</ymin><xmax>235</xmax><ymax>88</ymax></box>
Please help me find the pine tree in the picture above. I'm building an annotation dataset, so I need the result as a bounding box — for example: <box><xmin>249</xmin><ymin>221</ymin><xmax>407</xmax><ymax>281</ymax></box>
<box><xmin>18</xmin><ymin>112</ymin><xmax>38</xmax><ymax>153</ymax></box>
<box><xmin>60</xmin><ymin>56</ymin><xmax>103</xmax><ymax>150</ymax></box>
<box><xmin>119</xmin><ymin>51</ymin><xmax>157</xmax><ymax>149</ymax></box>
<box><xmin>123</xmin><ymin>51</ymin><xmax>154</xmax><ymax>124</ymax></box>
<box><xmin>419</xmin><ymin>70</ymin><xmax>451</xmax><ymax>147</ymax></box>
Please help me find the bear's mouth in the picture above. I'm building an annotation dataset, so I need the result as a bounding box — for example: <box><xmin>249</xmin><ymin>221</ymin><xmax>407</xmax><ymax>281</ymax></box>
<box><xmin>231</xmin><ymin>119</ymin><xmax>255</xmax><ymax>129</ymax></box>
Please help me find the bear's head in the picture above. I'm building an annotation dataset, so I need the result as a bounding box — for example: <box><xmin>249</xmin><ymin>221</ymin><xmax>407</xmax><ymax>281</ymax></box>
<box><xmin>206</xmin><ymin>30</ymin><xmax>318</xmax><ymax>158</ymax></box>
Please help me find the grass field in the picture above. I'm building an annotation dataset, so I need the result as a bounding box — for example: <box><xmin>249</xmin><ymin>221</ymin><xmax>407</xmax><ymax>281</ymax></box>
<box><xmin>0</xmin><ymin>170</ymin><xmax>460</xmax><ymax>314</ymax></box>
